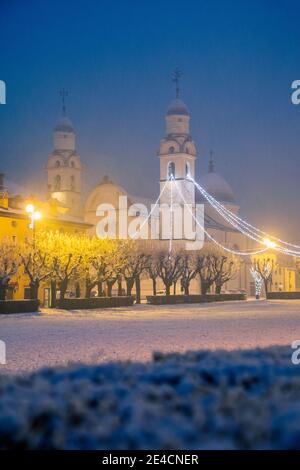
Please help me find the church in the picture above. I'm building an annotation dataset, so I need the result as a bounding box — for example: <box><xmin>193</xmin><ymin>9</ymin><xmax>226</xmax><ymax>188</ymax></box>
<box><xmin>44</xmin><ymin>85</ymin><xmax>297</xmax><ymax>296</ymax></box>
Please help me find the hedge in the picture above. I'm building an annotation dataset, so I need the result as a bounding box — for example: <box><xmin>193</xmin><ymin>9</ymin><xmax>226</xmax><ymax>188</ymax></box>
<box><xmin>266</xmin><ymin>292</ymin><xmax>300</xmax><ymax>300</ymax></box>
<box><xmin>0</xmin><ymin>300</ymin><xmax>40</xmax><ymax>314</ymax></box>
<box><xmin>58</xmin><ymin>296</ymin><xmax>135</xmax><ymax>310</ymax></box>
<box><xmin>146</xmin><ymin>293</ymin><xmax>246</xmax><ymax>305</ymax></box>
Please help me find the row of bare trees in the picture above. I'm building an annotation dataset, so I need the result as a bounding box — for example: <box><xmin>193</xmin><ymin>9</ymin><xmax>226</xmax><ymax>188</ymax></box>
<box><xmin>148</xmin><ymin>250</ymin><xmax>239</xmax><ymax>296</ymax></box>
<box><xmin>0</xmin><ymin>231</ymin><xmax>240</xmax><ymax>304</ymax></box>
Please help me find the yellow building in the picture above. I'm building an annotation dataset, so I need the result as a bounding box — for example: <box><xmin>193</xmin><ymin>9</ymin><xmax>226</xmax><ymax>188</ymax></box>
<box><xmin>0</xmin><ymin>179</ymin><xmax>91</xmax><ymax>303</ymax></box>
<box><xmin>251</xmin><ymin>252</ymin><xmax>296</xmax><ymax>295</ymax></box>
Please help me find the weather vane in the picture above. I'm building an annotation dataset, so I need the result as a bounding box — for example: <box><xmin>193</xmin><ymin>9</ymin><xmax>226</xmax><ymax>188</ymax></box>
<box><xmin>172</xmin><ymin>68</ymin><xmax>182</xmax><ymax>99</ymax></box>
<box><xmin>59</xmin><ymin>88</ymin><xmax>68</xmax><ymax>116</ymax></box>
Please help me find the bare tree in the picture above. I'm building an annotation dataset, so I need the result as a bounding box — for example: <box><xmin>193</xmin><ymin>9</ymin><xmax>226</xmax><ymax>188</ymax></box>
<box><xmin>122</xmin><ymin>250</ymin><xmax>150</xmax><ymax>303</ymax></box>
<box><xmin>252</xmin><ymin>257</ymin><xmax>274</xmax><ymax>296</ymax></box>
<box><xmin>146</xmin><ymin>254</ymin><xmax>160</xmax><ymax>296</ymax></box>
<box><xmin>53</xmin><ymin>253</ymin><xmax>83</xmax><ymax>301</ymax></box>
<box><xmin>0</xmin><ymin>238</ymin><xmax>19</xmax><ymax>300</ymax></box>
<box><xmin>181</xmin><ymin>253</ymin><xmax>198</xmax><ymax>295</ymax></box>
<box><xmin>195</xmin><ymin>253</ymin><xmax>217</xmax><ymax>295</ymax></box>
<box><xmin>156</xmin><ymin>251</ymin><xmax>183</xmax><ymax>296</ymax></box>
<box><xmin>211</xmin><ymin>253</ymin><xmax>238</xmax><ymax>294</ymax></box>
<box><xmin>19</xmin><ymin>240</ymin><xmax>52</xmax><ymax>300</ymax></box>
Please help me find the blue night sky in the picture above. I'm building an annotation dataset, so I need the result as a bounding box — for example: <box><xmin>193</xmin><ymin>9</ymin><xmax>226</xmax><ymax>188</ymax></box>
<box><xmin>0</xmin><ymin>0</ymin><xmax>300</xmax><ymax>239</ymax></box>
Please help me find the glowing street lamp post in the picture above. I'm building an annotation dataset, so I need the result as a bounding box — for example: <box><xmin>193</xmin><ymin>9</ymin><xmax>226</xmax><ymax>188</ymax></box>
<box><xmin>26</xmin><ymin>204</ymin><xmax>42</xmax><ymax>251</ymax></box>
<box><xmin>26</xmin><ymin>205</ymin><xmax>42</xmax><ymax>297</ymax></box>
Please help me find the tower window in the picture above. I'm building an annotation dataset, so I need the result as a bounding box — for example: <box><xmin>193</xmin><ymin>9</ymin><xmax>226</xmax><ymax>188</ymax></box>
<box><xmin>70</xmin><ymin>175</ymin><xmax>75</xmax><ymax>191</ymax></box>
<box><xmin>54</xmin><ymin>175</ymin><xmax>61</xmax><ymax>191</ymax></box>
<box><xmin>185</xmin><ymin>162</ymin><xmax>191</xmax><ymax>177</ymax></box>
<box><xmin>70</xmin><ymin>161</ymin><xmax>75</xmax><ymax>168</ymax></box>
<box><xmin>168</xmin><ymin>146</ymin><xmax>175</xmax><ymax>154</ymax></box>
<box><xmin>55</xmin><ymin>160</ymin><xmax>60</xmax><ymax>167</ymax></box>
<box><xmin>168</xmin><ymin>161</ymin><xmax>175</xmax><ymax>178</ymax></box>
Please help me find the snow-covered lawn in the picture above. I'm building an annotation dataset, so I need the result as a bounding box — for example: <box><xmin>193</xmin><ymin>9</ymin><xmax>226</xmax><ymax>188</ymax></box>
<box><xmin>0</xmin><ymin>299</ymin><xmax>300</xmax><ymax>373</ymax></box>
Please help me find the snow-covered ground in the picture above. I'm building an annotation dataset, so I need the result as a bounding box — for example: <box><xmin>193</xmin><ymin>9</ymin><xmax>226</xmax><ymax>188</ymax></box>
<box><xmin>1</xmin><ymin>299</ymin><xmax>300</xmax><ymax>373</ymax></box>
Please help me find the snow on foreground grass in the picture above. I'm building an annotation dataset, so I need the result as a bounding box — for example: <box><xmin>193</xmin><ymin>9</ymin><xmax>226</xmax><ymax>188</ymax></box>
<box><xmin>0</xmin><ymin>346</ymin><xmax>300</xmax><ymax>450</ymax></box>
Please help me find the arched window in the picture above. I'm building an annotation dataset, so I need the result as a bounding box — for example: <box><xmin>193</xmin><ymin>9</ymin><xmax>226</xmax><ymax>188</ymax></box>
<box><xmin>70</xmin><ymin>175</ymin><xmax>75</xmax><ymax>191</ymax></box>
<box><xmin>54</xmin><ymin>175</ymin><xmax>61</xmax><ymax>191</ymax></box>
<box><xmin>168</xmin><ymin>162</ymin><xmax>175</xmax><ymax>178</ymax></box>
<box><xmin>185</xmin><ymin>162</ymin><xmax>191</xmax><ymax>177</ymax></box>
<box><xmin>55</xmin><ymin>160</ymin><xmax>60</xmax><ymax>167</ymax></box>
<box><xmin>70</xmin><ymin>160</ymin><xmax>75</xmax><ymax>168</ymax></box>
<box><xmin>168</xmin><ymin>146</ymin><xmax>175</xmax><ymax>154</ymax></box>
<box><xmin>185</xmin><ymin>147</ymin><xmax>190</xmax><ymax>154</ymax></box>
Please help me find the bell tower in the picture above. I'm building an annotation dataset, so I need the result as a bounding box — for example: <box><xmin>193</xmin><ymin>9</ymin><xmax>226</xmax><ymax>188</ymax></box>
<box><xmin>46</xmin><ymin>90</ymin><xmax>82</xmax><ymax>217</ymax></box>
<box><xmin>158</xmin><ymin>70</ymin><xmax>197</xmax><ymax>207</ymax></box>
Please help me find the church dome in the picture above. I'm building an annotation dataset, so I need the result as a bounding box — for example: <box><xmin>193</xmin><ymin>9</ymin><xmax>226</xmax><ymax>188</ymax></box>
<box><xmin>166</xmin><ymin>99</ymin><xmax>189</xmax><ymax>116</ymax></box>
<box><xmin>54</xmin><ymin>117</ymin><xmax>74</xmax><ymax>133</ymax></box>
<box><xmin>199</xmin><ymin>165</ymin><xmax>235</xmax><ymax>203</ymax></box>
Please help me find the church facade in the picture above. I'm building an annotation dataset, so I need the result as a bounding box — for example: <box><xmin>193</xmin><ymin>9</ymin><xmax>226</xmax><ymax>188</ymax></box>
<box><xmin>45</xmin><ymin>92</ymin><xmax>297</xmax><ymax>297</ymax></box>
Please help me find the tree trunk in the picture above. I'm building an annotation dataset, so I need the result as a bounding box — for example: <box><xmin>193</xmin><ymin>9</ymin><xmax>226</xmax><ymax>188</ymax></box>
<box><xmin>165</xmin><ymin>283</ymin><xmax>171</xmax><ymax>296</ymax></box>
<box><xmin>117</xmin><ymin>277</ymin><xmax>123</xmax><ymax>296</ymax></box>
<box><xmin>30</xmin><ymin>280</ymin><xmax>39</xmax><ymax>300</ymax></box>
<box><xmin>106</xmin><ymin>279</ymin><xmax>115</xmax><ymax>297</ymax></box>
<box><xmin>201</xmin><ymin>279</ymin><xmax>208</xmax><ymax>296</ymax></box>
<box><xmin>215</xmin><ymin>282</ymin><xmax>222</xmax><ymax>294</ymax></box>
<box><xmin>0</xmin><ymin>282</ymin><xmax>6</xmax><ymax>301</ymax></box>
<box><xmin>152</xmin><ymin>278</ymin><xmax>157</xmax><ymax>296</ymax></box>
<box><xmin>50</xmin><ymin>280</ymin><xmax>57</xmax><ymax>308</ymax></box>
<box><xmin>75</xmin><ymin>282</ymin><xmax>81</xmax><ymax>298</ymax></box>
<box><xmin>97</xmin><ymin>281</ymin><xmax>103</xmax><ymax>297</ymax></box>
<box><xmin>184</xmin><ymin>283</ymin><xmax>189</xmax><ymax>295</ymax></box>
<box><xmin>173</xmin><ymin>281</ymin><xmax>177</xmax><ymax>295</ymax></box>
<box><xmin>126</xmin><ymin>278</ymin><xmax>134</xmax><ymax>296</ymax></box>
<box><xmin>264</xmin><ymin>279</ymin><xmax>269</xmax><ymax>297</ymax></box>
<box><xmin>60</xmin><ymin>279</ymin><xmax>68</xmax><ymax>301</ymax></box>
<box><xmin>85</xmin><ymin>277</ymin><xmax>93</xmax><ymax>299</ymax></box>
<box><xmin>135</xmin><ymin>275</ymin><xmax>141</xmax><ymax>304</ymax></box>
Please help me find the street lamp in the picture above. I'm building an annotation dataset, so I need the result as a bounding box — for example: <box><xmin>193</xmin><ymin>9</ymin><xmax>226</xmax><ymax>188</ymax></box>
<box><xmin>26</xmin><ymin>204</ymin><xmax>42</xmax><ymax>250</ymax></box>
<box><xmin>263</xmin><ymin>238</ymin><xmax>276</xmax><ymax>249</ymax></box>
<box><xmin>26</xmin><ymin>204</ymin><xmax>41</xmax><ymax>229</ymax></box>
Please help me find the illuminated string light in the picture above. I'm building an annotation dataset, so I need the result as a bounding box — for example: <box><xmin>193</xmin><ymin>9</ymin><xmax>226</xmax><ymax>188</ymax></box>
<box><xmin>250</xmin><ymin>263</ymin><xmax>272</xmax><ymax>299</ymax></box>
<box><xmin>190</xmin><ymin>176</ymin><xmax>300</xmax><ymax>257</ymax></box>
<box><xmin>131</xmin><ymin>176</ymin><xmax>170</xmax><ymax>240</ymax></box>
<box><xmin>250</xmin><ymin>268</ymin><xmax>264</xmax><ymax>298</ymax></box>
<box><xmin>169</xmin><ymin>176</ymin><xmax>173</xmax><ymax>254</ymax></box>
<box><xmin>172</xmin><ymin>177</ymin><xmax>268</xmax><ymax>256</ymax></box>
